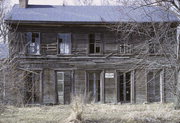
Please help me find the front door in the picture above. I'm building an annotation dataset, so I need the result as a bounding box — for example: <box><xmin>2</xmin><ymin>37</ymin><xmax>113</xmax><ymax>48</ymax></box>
<box><xmin>87</xmin><ymin>71</ymin><xmax>101</xmax><ymax>102</ymax></box>
<box><xmin>117</xmin><ymin>72</ymin><xmax>131</xmax><ymax>103</ymax></box>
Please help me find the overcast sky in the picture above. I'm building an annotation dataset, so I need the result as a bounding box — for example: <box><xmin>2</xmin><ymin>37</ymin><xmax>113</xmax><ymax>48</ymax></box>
<box><xmin>11</xmin><ymin>0</ymin><xmax>117</xmax><ymax>5</ymax></box>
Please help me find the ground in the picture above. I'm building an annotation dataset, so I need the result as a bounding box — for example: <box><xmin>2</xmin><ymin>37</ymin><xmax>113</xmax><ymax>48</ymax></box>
<box><xmin>0</xmin><ymin>103</ymin><xmax>180</xmax><ymax>123</ymax></box>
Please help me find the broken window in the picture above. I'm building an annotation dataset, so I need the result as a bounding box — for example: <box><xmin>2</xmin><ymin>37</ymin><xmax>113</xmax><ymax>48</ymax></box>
<box><xmin>25</xmin><ymin>32</ymin><xmax>40</xmax><ymax>55</ymax></box>
<box><xmin>89</xmin><ymin>33</ymin><xmax>101</xmax><ymax>54</ymax></box>
<box><xmin>119</xmin><ymin>44</ymin><xmax>132</xmax><ymax>54</ymax></box>
<box><xmin>87</xmin><ymin>72</ymin><xmax>101</xmax><ymax>102</ymax></box>
<box><xmin>58</xmin><ymin>33</ymin><xmax>71</xmax><ymax>54</ymax></box>
<box><xmin>148</xmin><ymin>41</ymin><xmax>159</xmax><ymax>54</ymax></box>
<box><xmin>147</xmin><ymin>70</ymin><xmax>160</xmax><ymax>102</ymax></box>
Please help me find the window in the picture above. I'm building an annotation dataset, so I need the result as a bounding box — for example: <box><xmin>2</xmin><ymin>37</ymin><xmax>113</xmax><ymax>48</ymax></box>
<box><xmin>148</xmin><ymin>42</ymin><xmax>159</xmax><ymax>54</ymax></box>
<box><xmin>25</xmin><ymin>32</ymin><xmax>40</xmax><ymax>55</ymax></box>
<box><xmin>58</xmin><ymin>33</ymin><xmax>71</xmax><ymax>55</ymax></box>
<box><xmin>119</xmin><ymin>44</ymin><xmax>132</xmax><ymax>54</ymax></box>
<box><xmin>89</xmin><ymin>33</ymin><xmax>101</xmax><ymax>54</ymax></box>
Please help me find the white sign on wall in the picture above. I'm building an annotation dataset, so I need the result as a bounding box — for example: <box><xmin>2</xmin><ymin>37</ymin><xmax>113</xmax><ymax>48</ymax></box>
<box><xmin>105</xmin><ymin>73</ymin><xmax>114</xmax><ymax>78</ymax></box>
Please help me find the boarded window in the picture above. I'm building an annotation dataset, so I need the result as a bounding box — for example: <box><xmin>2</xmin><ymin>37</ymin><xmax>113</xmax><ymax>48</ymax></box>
<box><xmin>58</xmin><ymin>33</ymin><xmax>71</xmax><ymax>54</ymax></box>
<box><xmin>89</xmin><ymin>33</ymin><xmax>101</xmax><ymax>54</ymax></box>
<box><xmin>25</xmin><ymin>32</ymin><xmax>40</xmax><ymax>55</ymax></box>
<box><xmin>147</xmin><ymin>71</ymin><xmax>160</xmax><ymax>102</ymax></box>
<box><xmin>119</xmin><ymin>44</ymin><xmax>132</xmax><ymax>54</ymax></box>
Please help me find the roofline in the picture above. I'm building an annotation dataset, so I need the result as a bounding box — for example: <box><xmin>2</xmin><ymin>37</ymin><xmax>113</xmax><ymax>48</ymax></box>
<box><xmin>5</xmin><ymin>20</ymin><xmax>180</xmax><ymax>26</ymax></box>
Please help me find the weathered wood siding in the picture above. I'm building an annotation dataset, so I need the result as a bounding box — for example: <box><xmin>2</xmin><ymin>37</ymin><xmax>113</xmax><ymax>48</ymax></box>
<box><xmin>43</xmin><ymin>69</ymin><xmax>56</xmax><ymax>104</ymax></box>
<box><xmin>135</xmin><ymin>69</ymin><xmax>147</xmax><ymax>103</ymax></box>
<box><xmin>74</xmin><ymin>70</ymin><xmax>86</xmax><ymax>95</ymax></box>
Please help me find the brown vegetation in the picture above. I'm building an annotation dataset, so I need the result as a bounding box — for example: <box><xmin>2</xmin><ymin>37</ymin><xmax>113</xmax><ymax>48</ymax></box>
<box><xmin>0</xmin><ymin>103</ymin><xmax>180</xmax><ymax>123</ymax></box>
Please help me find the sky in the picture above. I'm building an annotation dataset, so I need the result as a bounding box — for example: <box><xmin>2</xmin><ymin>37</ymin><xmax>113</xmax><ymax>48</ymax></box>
<box><xmin>10</xmin><ymin>0</ymin><xmax>117</xmax><ymax>5</ymax></box>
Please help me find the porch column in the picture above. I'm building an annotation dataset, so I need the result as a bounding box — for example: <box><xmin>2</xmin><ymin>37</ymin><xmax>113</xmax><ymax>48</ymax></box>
<box><xmin>131</xmin><ymin>70</ymin><xmax>135</xmax><ymax>103</ymax></box>
<box><xmin>100</xmin><ymin>70</ymin><xmax>105</xmax><ymax>103</ymax></box>
<box><xmin>160</xmin><ymin>69</ymin><xmax>165</xmax><ymax>103</ymax></box>
<box><xmin>40</xmin><ymin>70</ymin><xmax>44</xmax><ymax>104</ymax></box>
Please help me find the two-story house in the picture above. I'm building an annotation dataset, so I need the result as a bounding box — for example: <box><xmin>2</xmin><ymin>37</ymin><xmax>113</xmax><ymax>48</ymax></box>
<box><xmin>5</xmin><ymin>0</ymin><xmax>180</xmax><ymax>104</ymax></box>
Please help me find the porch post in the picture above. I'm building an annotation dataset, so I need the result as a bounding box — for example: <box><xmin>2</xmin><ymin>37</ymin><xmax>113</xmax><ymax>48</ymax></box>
<box><xmin>160</xmin><ymin>69</ymin><xmax>165</xmax><ymax>103</ymax></box>
<box><xmin>100</xmin><ymin>70</ymin><xmax>105</xmax><ymax>103</ymax></box>
<box><xmin>131</xmin><ymin>70</ymin><xmax>135</xmax><ymax>103</ymax></box>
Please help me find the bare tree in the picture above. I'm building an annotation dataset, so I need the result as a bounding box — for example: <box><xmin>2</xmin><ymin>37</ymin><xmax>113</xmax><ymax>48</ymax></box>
<box><xmin>112</xmin><ymin>0</ymin><xmax>180</xmax><ymax>109</ymax></box>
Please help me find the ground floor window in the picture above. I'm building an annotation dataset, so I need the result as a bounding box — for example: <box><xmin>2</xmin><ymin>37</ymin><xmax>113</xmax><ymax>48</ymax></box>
<box><xmin>117</xmin><ymin>72</ymin><xmax>131</xmax><ymax>103</ymax></box>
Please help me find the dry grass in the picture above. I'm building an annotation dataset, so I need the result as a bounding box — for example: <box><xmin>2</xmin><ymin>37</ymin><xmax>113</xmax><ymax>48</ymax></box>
<box><xmin>0</xmin><ymin>103</ymin><xmax>180</xmax><ymax>123</ymax></box>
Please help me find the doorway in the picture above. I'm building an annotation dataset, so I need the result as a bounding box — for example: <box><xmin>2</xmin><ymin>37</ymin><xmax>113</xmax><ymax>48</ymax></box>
<box><xmin>56</xmin><ymin>71</ymin><xmax>71</xmax><ymax>104</ymax></box>
<box><xmin>117</xmin><ymin>72</ymin><xmax>131</xmax><ymax>103</ymax></box>
<box><xmin>87</xmin><ymin>71</ymin><xmax>101</xmax><ymax>102</ymax></box>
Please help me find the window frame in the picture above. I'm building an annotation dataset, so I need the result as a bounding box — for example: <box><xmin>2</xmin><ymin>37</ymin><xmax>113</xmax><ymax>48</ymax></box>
<box><xmin>57</xmin><ymin>33</ymin><xmax>72</xmax><ymax>55</ymax></box>
<box><xmin>88</xmin><ymin>33</ymin><xmax>102</xmax><ymax>54</ymax></box>
<box><xmin>25</xmin><ymin>32</ymin><xmax>41</xmax><ymax>55</ymax></box>
<box><xmin>119</xmin><ymin>44</ymin><xmax>133</xmax><ymax>54</ymax></box>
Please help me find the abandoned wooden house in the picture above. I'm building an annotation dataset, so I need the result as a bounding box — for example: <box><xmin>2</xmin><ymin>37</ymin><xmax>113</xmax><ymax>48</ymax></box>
<box><xmin>5</xmin><ymin>0</ymin><xmax>180</xmax><ymax>104</ymax></box>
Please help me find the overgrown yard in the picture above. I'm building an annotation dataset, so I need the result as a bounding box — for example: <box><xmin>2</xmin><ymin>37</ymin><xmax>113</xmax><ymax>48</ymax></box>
<box><xmin>0</xmin><ymin>103</ymin><xmax>180</xmax><ymax>123</ymax></box>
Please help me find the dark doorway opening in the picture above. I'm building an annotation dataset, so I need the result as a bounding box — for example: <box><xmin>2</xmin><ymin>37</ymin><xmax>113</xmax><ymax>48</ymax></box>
<box><xmin>118</xmin><ymin>72</ymin><xmax>131</xmax><ymax>103</ymax></box>
<box><xmin>25</xmin><ymin>72</ymin><xmax>40</xmax><ymax>104</ymax></box>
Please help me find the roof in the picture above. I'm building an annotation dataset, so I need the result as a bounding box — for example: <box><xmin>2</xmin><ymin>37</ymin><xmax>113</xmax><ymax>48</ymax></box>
<box><xmin>5</xmin><ymin>4</ymin><xmax>179</xmax><ymax>24</ymax></box>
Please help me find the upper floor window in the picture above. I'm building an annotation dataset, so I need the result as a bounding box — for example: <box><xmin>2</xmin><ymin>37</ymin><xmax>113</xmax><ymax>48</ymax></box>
<box><xmin>148</xmin><ymin>42</ymin><xmax>159</xmax><ymax>54</ymax></box>
<box><xmin>25</xmin><ymin>32</ymin><xmax>40</xmax><ymax>55</ymax></box>
<box><xmin>89</xmin><ymin>33</ymin><xmax>101</xmax><ymax>54</ymax></box>
<box><xmin>58</xmin><ymin>33</ymin><xmax>71</xmax><ymax>55</ymax></box>
<box><xmin>119</xmin><ymin>44</ymin><xmax>132</xmax><ymax>54</ymax></box>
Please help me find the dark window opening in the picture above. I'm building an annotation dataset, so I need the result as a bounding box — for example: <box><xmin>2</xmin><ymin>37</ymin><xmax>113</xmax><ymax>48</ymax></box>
<box><xmin>89</xmin><ymin>34</ymin><xmax>101</xmax><ymax>54</ymax></box>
